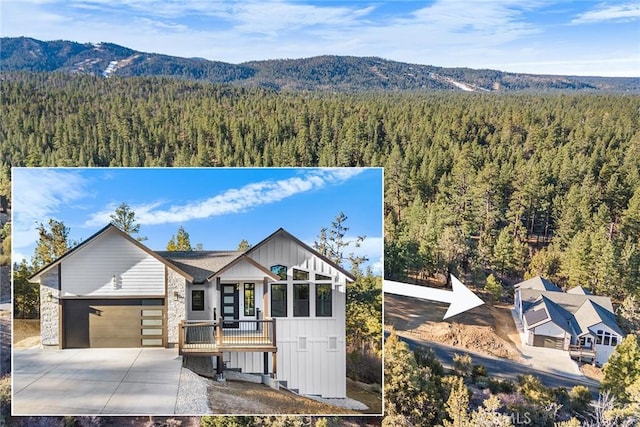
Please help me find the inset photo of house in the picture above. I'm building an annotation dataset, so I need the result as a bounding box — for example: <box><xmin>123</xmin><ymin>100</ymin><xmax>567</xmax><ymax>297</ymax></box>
<box><xmin>12</xmin><ymin>167</ymin><xmax>383</xmax><ymax>416</ymax></box>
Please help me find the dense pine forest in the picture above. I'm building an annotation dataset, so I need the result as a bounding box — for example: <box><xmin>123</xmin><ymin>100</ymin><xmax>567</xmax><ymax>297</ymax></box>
<box><xmin>1</xmin><ymin>72</ymin><xmax>639</xmax><ymax>304</ymax></box>
<box><xmin>1</xmin><ymin>72</ymin><xmax>640</xmax><ymax>426</ymax></box>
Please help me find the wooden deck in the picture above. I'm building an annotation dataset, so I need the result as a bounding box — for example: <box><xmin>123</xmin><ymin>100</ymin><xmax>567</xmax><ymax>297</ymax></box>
<box><xmin>178</xmin><ymin>319</ymin><xmax>277</xmax><ymax>356</ymax></box>
<box><xmin>569</xmin><ymin>344</ymin><xmax>596</xmax><ymax>362</ymax></box>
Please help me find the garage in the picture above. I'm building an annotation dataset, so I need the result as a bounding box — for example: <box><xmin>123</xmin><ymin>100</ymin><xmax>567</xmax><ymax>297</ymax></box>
<box><xmin>62</xmin><ymin>298</ymin><xmax>165</xmax><ymax>348</ymax></box>
<box><xmin>533</xmin><ymin>334</ymin><xmax>564</xmax><ymax>350</ymax></box>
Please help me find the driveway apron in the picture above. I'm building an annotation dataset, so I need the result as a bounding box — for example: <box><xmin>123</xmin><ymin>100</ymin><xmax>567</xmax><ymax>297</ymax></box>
<box><xmin>13</xmin><ymin>348</ymin><xmax>183</xmax><ymax>415</ymax></box>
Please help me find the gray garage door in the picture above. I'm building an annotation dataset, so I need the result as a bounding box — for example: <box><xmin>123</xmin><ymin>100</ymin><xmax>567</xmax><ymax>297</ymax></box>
<box><xmin>533</xmin><ymin>334</ymin><xmax>564</xmax><ymax>350</ymax></box>
<box><xmin>62</xmin><ymin>299</ymin><xmax>165</xmax><ymax>348</ymax></box>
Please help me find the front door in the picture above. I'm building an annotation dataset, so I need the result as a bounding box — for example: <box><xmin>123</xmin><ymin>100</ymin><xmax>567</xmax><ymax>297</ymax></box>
<box><xmin>222</xmin><ymin>284</ymin><xmax>239</xmax><ymax>328</ymax></box>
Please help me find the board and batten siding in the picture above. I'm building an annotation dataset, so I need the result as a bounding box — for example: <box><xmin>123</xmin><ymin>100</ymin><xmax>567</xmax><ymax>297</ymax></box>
<box><xmin>275</xmin><ymin>318</ymin><xmax>346</xmax><ymax>398</ymax></box>
<box><xmin>592</xmin><ymin>322</ymin><xmax>621</xmax><ymax>366</ymax></box>
<box><xmin>226</xmin><ymin>230</ymin><xmax>349</xmax><ymax>398</ymax></box>
<box><xmin>224</xmin><ymin>318</ymin><xmax>346</xmax><ymax>398</ymax></box>
<box><xmin>60</xmin><ymin>228</ymin><xmax>165</xmax><ymax>297</ymax></box>
<box><xmin>247</xmin><ymin>233</ymin><xmax>349</xmax><ymax>284</ymax></box>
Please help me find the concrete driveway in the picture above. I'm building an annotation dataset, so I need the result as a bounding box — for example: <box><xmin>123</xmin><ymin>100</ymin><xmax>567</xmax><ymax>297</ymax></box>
<box><xmin>13</xmin><ymin>347</ymin><xmax>183</xmax><ymax>415</ymax></box>
<box><xmin>510</xmin><ymin>309</ymin><xmax>585</xmax><ymax>380</ymax></box>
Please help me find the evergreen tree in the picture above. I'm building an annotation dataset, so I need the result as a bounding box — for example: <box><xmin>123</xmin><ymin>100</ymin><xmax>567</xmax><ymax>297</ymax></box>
<box><xmin>110</xmin><ymin>202</ymin><xmax>147</xmax><ymax>241</ymax></box>
<box><xmin>384</xmin><ymin>331</ymin><xmax>445</xmax><ymax>425</ymax></box>
<box><xmin>237</xmin><ymin>239</ymin><xmax>252</xmax><ymax>251</ymax></box>
<box><xmin>166</xmin><ymin>226</ymin><xmax>192</xmax><ymax>251</ymax></box>
<box><xmin>602</xmin><ymin>334</ymin><xmax>640</xmax><ymax>404</ymax></box>
<box><xmin>32</xmin><ymin>219</ymin><xmax>71</xmax><ymax>269</ymax></box>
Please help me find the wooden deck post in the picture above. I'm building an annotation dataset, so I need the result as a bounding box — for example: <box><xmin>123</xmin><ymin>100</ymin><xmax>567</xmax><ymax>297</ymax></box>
<box><xmin>272</xmin><ymin>317</ymin><xmax>277</xmax><ymax>347</ymax></box>
<box><xmin>216</xmin><ymin>319</ymin><xmax>223</xmax><ymax>346</ymax></box>
<box><xmin>272</xmin><ymin>352</ymin><xmax>277</xmax><ymax>379</ymax></box>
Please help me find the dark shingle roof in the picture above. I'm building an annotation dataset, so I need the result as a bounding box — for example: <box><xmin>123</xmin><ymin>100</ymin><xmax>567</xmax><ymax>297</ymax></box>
<box><xmin>517</xmin><ymin>276</ymin><xmax>621</xmax><ymax>338</ymax></box>
<box><xmin>157</xmin><ymin>250</ymin><xmax>241</xmax><ymax>283</ymax></box>
<box><xmin>515</xmin><ymin>276</ymin><xmax>562</xmax><ymax>292</ymax></box>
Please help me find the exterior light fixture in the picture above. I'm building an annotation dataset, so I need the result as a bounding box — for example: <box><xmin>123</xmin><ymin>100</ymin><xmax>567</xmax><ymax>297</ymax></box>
<box><xmin>174</xmin><ymin>291</ymin><xmax>180</xmax><ymax>300</ymax></box>
<box><xmin>112</xmin><ymin>275</ymin><xmax>117</xmax><ymax>290</ymax></box>
<box><xmin>47</xmin><ymin>292</ymin><xmax>52</xmax><ymax>302</ymax></box>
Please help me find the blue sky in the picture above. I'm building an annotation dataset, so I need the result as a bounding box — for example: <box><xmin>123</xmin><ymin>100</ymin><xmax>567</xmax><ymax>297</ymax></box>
<box><xmin>1</xmin><ymin>0</ymin><xmax>638</xmax><ymax>76</ymax></box>
<box><xmin>12</xmin><ymin>168</ymin><xmax>383</xmax><ymax>274</ymax></box>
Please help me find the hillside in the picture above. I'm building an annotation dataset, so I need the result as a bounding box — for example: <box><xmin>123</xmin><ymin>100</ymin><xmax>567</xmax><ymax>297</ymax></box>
<box><xmin>2</xmin><ymin>37</ymin><xmax>639</xmax><ymax>92</ymax></box>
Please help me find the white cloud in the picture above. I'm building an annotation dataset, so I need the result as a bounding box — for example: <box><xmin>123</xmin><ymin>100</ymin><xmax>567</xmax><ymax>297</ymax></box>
<box><xmin>12</xmin><ymin>169</ymin><xmax>89</xmax><ymax>253</ymax></box>
<box><xmin>85</xmin><ymin>168</ymin><xmax>364</xmax><ymax>227</ymax></box>
<box><xmin>572</xmin><ymin>3</ymin><xmax>640</xmax><ymax>24</ymax></box>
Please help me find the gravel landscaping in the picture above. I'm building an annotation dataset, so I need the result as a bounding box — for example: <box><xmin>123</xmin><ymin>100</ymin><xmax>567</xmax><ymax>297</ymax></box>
<box><xmin>175</xmin><ymin>367</ymin><xmax>212</xmax><ymax>414</ymax></box>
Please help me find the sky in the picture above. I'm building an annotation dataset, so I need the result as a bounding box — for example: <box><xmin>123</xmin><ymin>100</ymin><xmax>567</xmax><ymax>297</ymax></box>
<box><xmin>11</xmin><ymin>167</ymin><xmax>383</xmax><ymax>274</ymax></box>
<box><xmin>1</xmin><ymin>0</ymin><xmax>638</xmax><ymax>77</ymax></box>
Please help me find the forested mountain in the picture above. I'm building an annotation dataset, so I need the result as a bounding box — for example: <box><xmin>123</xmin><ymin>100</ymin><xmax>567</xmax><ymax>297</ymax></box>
<box><xmin>1</xmin><ymin>73</ymin><xmax>639</xmax><ymax>306</ymax></box>
<box><xmin>2</xmin><ymin>37</ymin><xmax>639</xmax><ymax>92</ymax></box>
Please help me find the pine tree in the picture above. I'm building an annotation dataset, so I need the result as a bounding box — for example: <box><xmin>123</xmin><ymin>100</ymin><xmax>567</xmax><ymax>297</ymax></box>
<box><xmin>237</xmin><ymin>239</ymin><xmax>252</xmax><ymax>251</ymax></box>
<box><xmin>602</xmin><ymin>334</ymin><xmax>640</xmax><ymax>403</ymax></box>
<box><xmin>110</xmin><ymin>202</ymin><xmax>147</xmax><ymax>241</ymax></box>
<box><xmin>32</xmin><ymin>219</ymin><xmax>71</xmax><ymax>269</ymax></box>
<box><xmin>166</xmin><ymin>226</ymin><xmax>192</xmax><ymax>251</ymax></box>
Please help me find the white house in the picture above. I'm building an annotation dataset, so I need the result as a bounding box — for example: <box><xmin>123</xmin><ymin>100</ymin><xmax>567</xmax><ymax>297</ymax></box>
<box><xmin>30</xmin><ymin>224</ymin><xmax>355</xmax><ymax>398</ymax></box>
<box><xmin>514</xmin><ymin>276</ymin><xmax>624</xmax><ymax>366</ymax></box>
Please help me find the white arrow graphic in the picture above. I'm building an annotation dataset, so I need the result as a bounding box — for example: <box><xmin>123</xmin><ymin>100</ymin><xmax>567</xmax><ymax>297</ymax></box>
<box><xmin>384</xmin><ymin>274</ymin><xmax>484</xmax><ymax>320</ymax></box>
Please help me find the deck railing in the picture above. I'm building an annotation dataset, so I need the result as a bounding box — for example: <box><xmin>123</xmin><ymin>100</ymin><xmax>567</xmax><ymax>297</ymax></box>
<box><xmin>178</xmin><ymin>318</ymin><xmax>276</xmax><ymax>356</ymax></box>
<box><xmin>569</xmin><ymin>344</ymin><xmax>596</xmax><ymax>361</ymax></box>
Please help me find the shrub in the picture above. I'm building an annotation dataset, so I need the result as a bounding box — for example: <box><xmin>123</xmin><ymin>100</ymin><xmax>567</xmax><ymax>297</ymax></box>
<box><xmin>347</xmin><ymin>350</ymin><xmax>382</xmax><ymax>384</ymax></box>
<box><xmin>453</xmin><ymin>353</ymin><xmax>473</xmax><ymax>378</ymax></box>
<box><xmin>568</xmin><ymin>385</ymin><xmax>592</xmax><ymax>415</ymax></box>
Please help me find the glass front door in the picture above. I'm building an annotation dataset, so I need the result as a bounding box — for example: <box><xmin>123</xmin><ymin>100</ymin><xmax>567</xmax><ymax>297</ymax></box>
<box><xmin>222</xmin><ymin>284</ymin><xmax>239</xmax><ymax>328</ymax></box>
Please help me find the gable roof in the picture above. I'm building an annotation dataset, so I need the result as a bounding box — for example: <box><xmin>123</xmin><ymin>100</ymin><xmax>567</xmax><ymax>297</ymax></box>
<box><xmin>237</xmin><ymin>227</ymin><xmax>357</xmax><ymax>282</ymax></box>
<box><xmin>30</xmin><ymin>225</ymin><xmax>357</xmax><ymax>285</ymax></box>
<box><xmin>517</xmin><ymin>276</ymin><xmax>622</xmax><ymax>339</ymax></box>
<box><xmin>574</xmin><ymin>299</ymin><xmax>624</xmax><ymax>337</ymax></box>
<box><xmin>30</xmin><ymin>224</ymin><xmax>194</xmax><ymax>282</ymax></box>
<box><xmin>524</xmin><ymin>295</ymin><xmax>575</xmax><ymax>335</ymax></box>
<box><xmin>157</xmin><ymin>250</ymin><xmax>240</xmax><ymax>283</ymax></box>
<box><xmin>515</xmin><ymin>276</ymin><xmax>562</xmax><ymax>292</ymax></box>
<box><xmin>212</xmin><ymin>254</ymin><xmax>281</xmax><ymax>281</ymax></box>
<box><xmin>567</xmin><ymin>286</ymin><xmax>592</xmax><ymax>295</ymax></box>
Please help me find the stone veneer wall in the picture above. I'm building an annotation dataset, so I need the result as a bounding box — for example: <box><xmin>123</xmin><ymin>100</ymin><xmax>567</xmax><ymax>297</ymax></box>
<box><xmin>167</xmin><ymin>269</ymin><xmax>185</xmax><ymax>345</ymax></box>
<box><xmin>39</xmin><ymin>269</ymin><xmax>60</xmax><ymax>346</ymax></box>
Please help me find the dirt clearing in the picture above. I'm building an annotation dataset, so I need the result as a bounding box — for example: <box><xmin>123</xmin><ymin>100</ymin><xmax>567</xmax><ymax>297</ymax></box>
<box><xmin>208</xmin><ymin>378</ymin><xmax>359</xmax><ymax>415</ymax></box>
<box><xmin>385</xmin><ymin>293</ymin><xmax>523</xmax><ymax>361</ymax></box>
<box><xmin>13</xmin><ymin>318</ymin><xmax>40</xmax><ymax>348</ymax></box>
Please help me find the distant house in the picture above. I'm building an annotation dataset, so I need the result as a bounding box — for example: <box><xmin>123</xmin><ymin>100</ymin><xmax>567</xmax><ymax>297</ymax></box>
<box><xmin>30</xmin><ymin>224</ymin><xmax>354</xmax><ymax>398</ymax></box>
<box><xmin>514</xmin><ymin>276</ymin><xmax>623</xmax><ymax>365</ymax></box>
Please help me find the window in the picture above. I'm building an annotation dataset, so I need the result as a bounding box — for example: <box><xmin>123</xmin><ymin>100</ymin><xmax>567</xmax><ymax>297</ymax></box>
<box><xmin>244</xmin><ymin>283</ymin><xmax>255</xmax><ymax>316</ymax></box>
<box><xmin>316</xmin><ymin>284</ymin><xmax>332</xmax><ymax>317</ymax></box>
<box><xmin>270</xmin><ymin>265</ymin><xmax>287</xmax><ymax>280</ymax></box>
<box><xmin>293</xmin><ymin>268</ymin><xmax>309</xmax><ymax>280</ymax></box>
<box><xmin>603</xmin><ymin>331</ymin><xmax>611</xmax><ymax>346</ymax></box>
<box><xmin>315</xmin><ymin>273</ymin><xmax>331</xmax><ymax>281</ymax></box>
<box><xmin>192</xmin><ymin>290</ymin><xmax>204</xmax><ymax>311</ymax></box>
<box><xmin>611</xmin><ymin>336</ymin><xmax>618</xmax><ymax>346</ymax></box>
<box><xmin>271</xmin><ymin>284</ymin><xmax>287</xmax><ymax>317</ymax></box>
<box><xmin>294</xmin><ymin>284</ymin><xmax>310</xmax><ymax>317</ymax></box>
